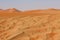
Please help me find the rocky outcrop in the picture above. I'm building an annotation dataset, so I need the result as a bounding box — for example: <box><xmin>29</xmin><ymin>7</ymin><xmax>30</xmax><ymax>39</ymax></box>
<box><xmin>6</xmin><ymin>8</ymin><xmax>21</xmax><ymax>12</ymax></box>
<box><xmin>0</xmin><ymin>8</ymin><xmax>21</xmax><ymax>13</ymax></box>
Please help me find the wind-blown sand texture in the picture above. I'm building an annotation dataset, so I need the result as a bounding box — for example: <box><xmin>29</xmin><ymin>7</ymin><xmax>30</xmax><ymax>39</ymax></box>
<box><xmin>0</xmin><ymin>8</ymin><xmax>60</xmax><ymax>40</ymax></box>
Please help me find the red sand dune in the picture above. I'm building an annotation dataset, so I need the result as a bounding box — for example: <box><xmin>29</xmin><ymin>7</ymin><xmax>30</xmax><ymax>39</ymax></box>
<box><xmin>0</xmin><ymin>8</ymin><xmax>60</xmax><ymax>40</ymax></box>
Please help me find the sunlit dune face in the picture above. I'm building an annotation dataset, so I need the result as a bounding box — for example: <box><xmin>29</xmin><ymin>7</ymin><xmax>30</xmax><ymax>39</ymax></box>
<box><xmin>0</xmin><ymin>8</ymin><xmax>60</xmax><ymax>40</ymax></box>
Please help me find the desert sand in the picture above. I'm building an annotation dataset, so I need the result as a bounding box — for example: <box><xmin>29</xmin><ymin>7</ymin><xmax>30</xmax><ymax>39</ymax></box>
<box><xmin>0</xmin><ymin>8</ymin><xmax>60</xmax><ymax>40</ymax></box>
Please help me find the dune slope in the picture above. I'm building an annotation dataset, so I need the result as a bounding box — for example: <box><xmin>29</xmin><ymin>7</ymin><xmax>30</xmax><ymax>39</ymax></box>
<box><xmin>0</xmin><ymin>8</ymin><xmax>60</xmax><ymax>40</ymax></box>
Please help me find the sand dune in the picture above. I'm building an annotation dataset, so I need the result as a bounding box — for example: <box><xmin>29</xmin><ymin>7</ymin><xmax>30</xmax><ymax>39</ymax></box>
<box><xmin>0</xmin><ymin>8</ymin><xmax>60</xmax><ymax>40</ymax></box>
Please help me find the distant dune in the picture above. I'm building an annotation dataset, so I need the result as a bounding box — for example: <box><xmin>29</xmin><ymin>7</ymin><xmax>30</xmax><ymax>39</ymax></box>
<box><xmin>0</xmin><ymin>8</ymin><xmax>60</xmax><ymax>40</ymax></box>
<box><xmin>0</xmin><ymin>8</ymin><xmax>60</xmax><ymax>16</ymax></box>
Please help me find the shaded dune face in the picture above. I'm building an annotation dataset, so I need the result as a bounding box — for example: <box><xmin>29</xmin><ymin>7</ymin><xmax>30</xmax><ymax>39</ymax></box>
<box><xmin>0</xmin><ymin>9</ymin><xmax>60</xmax><ymax>40</ymax></box>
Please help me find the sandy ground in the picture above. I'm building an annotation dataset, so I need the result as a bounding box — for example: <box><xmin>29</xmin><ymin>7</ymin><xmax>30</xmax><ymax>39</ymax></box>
<box><xmin>0</xmin><ymin>9</ymin><xmax>60</xmax><ymax>40</ymax></box>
